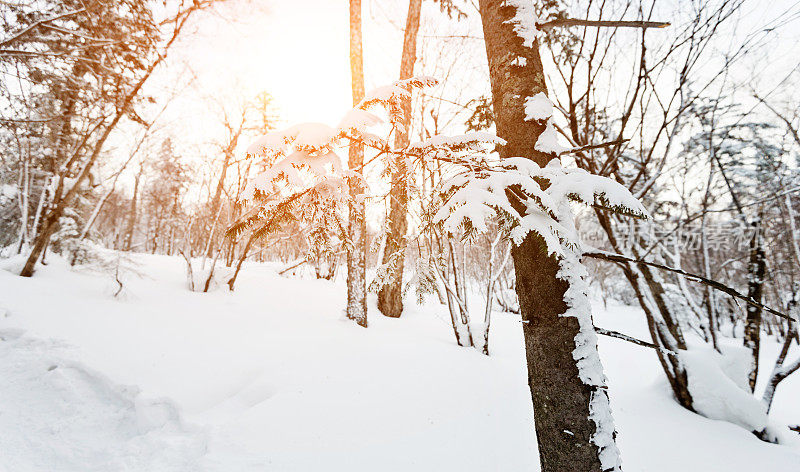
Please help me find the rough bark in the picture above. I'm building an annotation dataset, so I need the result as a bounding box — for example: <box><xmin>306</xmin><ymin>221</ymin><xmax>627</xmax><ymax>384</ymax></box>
<box><xmin>377</xmin><ymin>0</ymin><xmax>422</xmax><ymax>318</ymax></box>
<box><xmin>346</xmin><ymin>0</ymin><xmax>367</xmax><ymax>327</ymax></box>
<box><xmin>478</xmin><ymin>2</ymin><xmax>619</xmax><ymax>470</ymax></box>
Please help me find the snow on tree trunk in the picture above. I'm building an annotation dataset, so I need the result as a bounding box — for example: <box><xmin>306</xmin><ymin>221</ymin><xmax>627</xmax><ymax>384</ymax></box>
<box><xmin>346</xmin><ymin>0</ymin><xmax>368</xmax><ymax>327</ymax></box>
<box><xmin>377</xmin><ymin>0</ymin><xmax>422</xmax><ymax>318</ymax></box>
<box><xmin>477</xmin><ymin>1</ymin><xmax>621</xmax><ymax>470</ymax></box>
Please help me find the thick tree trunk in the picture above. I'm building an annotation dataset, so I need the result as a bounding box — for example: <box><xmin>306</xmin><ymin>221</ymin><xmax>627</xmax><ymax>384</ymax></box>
<box><xmin>377</xmin><ymin>0</ymin><xmax>422</xmax><ymax>318</ymax></box>
<box><xmin>478</xmin><ymin>2</ymin><xmax>620</xmax><ymax>471</ymax></box>
<box><xmin>346</xmin><ymin>0</ymin><xmax>367</xmax><ymax>327</ymax></box>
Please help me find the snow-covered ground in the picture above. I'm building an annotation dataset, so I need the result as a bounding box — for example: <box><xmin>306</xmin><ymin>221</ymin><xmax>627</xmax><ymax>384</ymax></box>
<box><xmin>1</xmin><ymin>254</ymin><xmax>799</xmax><ymax>471</ymax></box>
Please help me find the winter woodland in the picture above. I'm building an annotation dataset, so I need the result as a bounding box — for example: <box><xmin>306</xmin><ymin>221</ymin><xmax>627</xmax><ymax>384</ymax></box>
<box><xmin>1</xmin><ymin>1</ymin><xmax>800</xmax><ymax>471</ymax></box>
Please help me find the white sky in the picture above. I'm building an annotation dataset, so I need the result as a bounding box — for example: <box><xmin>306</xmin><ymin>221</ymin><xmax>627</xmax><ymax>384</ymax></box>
<box><xmin>171</xmin><ymin>0</ymin><xmax>420</xmax><ymax>126</ymax></box>
<box><xmin>153</xmin><ymin>0</ymin><xmax>799</xmax><ymax>147</ymax></box>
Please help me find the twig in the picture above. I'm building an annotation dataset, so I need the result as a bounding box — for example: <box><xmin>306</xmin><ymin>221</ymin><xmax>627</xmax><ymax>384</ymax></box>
<box><xmin>560</xmin><ymin>139</ymin><xmax>630</xmax><ymax>155</ymax></box>
<box><xmin>0</xmin><ymin>8</ymin><xmax>86</xmax><ymax>47</ymax></box>
<box><xmin>595</xmin><ymin>327</ymin><xmax>678</xmax><ymax>357</ymax></box>
<box><xmin>113</xmin><ymin>259</ymin><xmax>124</xmax><ymax>298</ymax></box>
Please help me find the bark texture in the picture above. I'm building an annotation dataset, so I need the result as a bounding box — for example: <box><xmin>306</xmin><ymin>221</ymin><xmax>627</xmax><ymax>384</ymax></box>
<box><xmin>346</xmin><ymin>0</ymin><xmax>368</xmax><ymax>327</ymax></box>
<box><xmin>478</xmin><ymin>2</ymin><xmax>617</xmax><ymax>470</ymax></box>
<box><xmin>377</xmin><ymin>0</ymin><xmax>422</xmax><ymax>318</ymax></box>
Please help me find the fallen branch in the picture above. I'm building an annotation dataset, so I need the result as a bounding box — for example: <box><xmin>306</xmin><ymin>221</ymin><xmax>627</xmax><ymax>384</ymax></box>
<box><xmin>584</xmin><ymin>250</ymin><xmax>795</xmax><ymax>323</ymax></box>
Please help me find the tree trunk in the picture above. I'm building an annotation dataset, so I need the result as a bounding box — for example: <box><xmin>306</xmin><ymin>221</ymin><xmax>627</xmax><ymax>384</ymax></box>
<box><xmin>478</xmin><ymin>2</ymin><xmax>621</xmax><ymax>470</ymax></box>
<box><xmin>744</xmin><ymin>218</ymin><xmax>766</xmax><ymax>392</ymax></box>
<box><xmin>227</xmin><ymin>232</ymin><xmax>257</xmax><ymax>291</ymax></box>
<box><xmin>346</xmin><ymin>0</ymin><xmax>367</xmax><ymax>327</ymax></box>
<box><xmin>207</xmin><ymin>150</ymin><xmax>233</xmax><ymax>258</ymax></box>
<box><xmin>762</xmin><ymin>322</ymin><xmax>799</xmax><ymax>413</ymax></box>
<box><xmin>377</xmin><ymin>0</ymin><xmax>422</xmax><ymax>318</ymax></box>
<box><xmin>594</xmin><ymin>209</ymin><xmax>694</xmax><ymax>410</ymax></box>
<box><xmin>123</xmin><ymin>170</ymin><xmax>142</xmax><ymax>251</ymax></box>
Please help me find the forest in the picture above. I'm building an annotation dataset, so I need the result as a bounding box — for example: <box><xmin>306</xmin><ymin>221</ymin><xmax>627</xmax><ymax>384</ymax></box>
<box><xmin>1</xmin><ymin>1</ymin><xmax>799</xmax><ymax>471</ymax></box>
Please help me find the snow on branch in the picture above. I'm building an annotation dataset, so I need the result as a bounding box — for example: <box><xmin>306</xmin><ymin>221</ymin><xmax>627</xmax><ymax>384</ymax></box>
<box><xmin>433</xmin><ymin>158</ymin><xmax>648</xmax><ymax>256</ymax></box>
<box><xmin>536</xmin><ymin>18</ymin><xmax>670</xmax><ymax>31</ymax></box>
<box><xmin>407</xmin><ymin>132</ymin><xmax>506</xmax><ymax>156</ymax></box>
<box><xmin>357</xmin><ymin>76</ymin><xmax>438</xmax><ymax>132</ymax></box>
<box><xmin>243</xmin><ymin>76</ymin><xmax>441</xmax><ymax>202</ymax></box>
<box><xmin>234</xmin><ymin>76</ymin><xmax>442</xmax><ymax>241</ymax></box>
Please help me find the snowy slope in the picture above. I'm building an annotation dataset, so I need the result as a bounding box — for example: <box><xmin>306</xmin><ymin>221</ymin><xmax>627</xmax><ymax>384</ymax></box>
<box><xmin>0</xmin><ymin>254</ymin><xmax>799</xmax><ymax>471</ymax></box>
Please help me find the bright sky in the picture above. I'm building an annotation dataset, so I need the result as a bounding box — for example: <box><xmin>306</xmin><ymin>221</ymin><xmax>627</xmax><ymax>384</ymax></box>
<box><xmin>174</xmin><ymin>0</ymin><xmax>415</xmax><ymax>126</ymax></box>
<box><xmin>163</xmin><ymin>0</ymin><xmax>799</xmax><ymax>140</ymax></box>
<box><xmin>121</xmin><ymin>0</ymin><xmax>798</xmax><ymax>202</ymax></box>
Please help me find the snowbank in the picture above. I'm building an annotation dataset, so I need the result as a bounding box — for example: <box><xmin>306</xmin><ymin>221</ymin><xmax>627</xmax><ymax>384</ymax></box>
<box><xmin>0</xmin><ymin>329</ymin><xmax>206</xmax><ymax>472</ymax></box>
<box><xmin>1</xmin><ymin>254</ymin><xmax>799</xmax><ymax>471</ymax></box>
<box><xmin>681</xmin><ymin>348</ymin><xmax>768</xmax><ymax>432</ymax></box>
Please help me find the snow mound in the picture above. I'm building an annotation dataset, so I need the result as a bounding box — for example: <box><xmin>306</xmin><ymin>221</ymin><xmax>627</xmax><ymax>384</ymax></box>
<box><xmin>0</xmin><ymin>329</ymin><xmax>207</xmax><ymax>472</ymax></box>
<box><xmin>681</xmin><ymin>348</ymin><xmax>768</xmax><ymax>432</ymax></box>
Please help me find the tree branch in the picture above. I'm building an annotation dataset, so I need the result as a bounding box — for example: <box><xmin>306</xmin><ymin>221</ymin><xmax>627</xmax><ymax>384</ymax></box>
<box><xmin>0</xmin><ymin>8</ymin><xmax>86</xmax><ymax>47</ymax></box>
<box><xmin>560</xmin><ymin>138</ymin><xmax>630</xmax><ymax>155</ymax></box>
<box><xmin>537</xmin><ymin>18</ymin><xmax>670</xmax><ymax>31</ymax></box>
<box><xmin>584</xmin><ymin>250</ymin><xmax>795</xmax><ymax>322</ymax></box>
<box><xmin>595</xmin><ymin>327</ymin><xmax>678</xmax><ymax>357</ymax></box>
